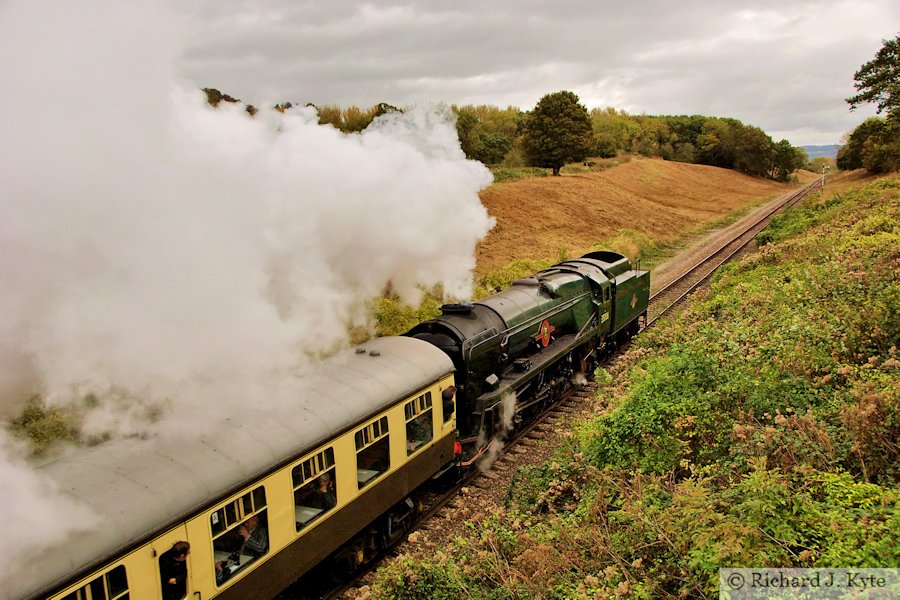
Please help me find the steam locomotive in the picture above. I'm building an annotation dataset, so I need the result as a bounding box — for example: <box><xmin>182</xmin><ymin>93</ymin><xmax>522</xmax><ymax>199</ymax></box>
<box><xmin>408</xmin><ymin>250</ymin><xmax>649</xmax><ymax>460</ymax></box>
<box><xmin>21</xmin><ymin>252</ymin><xmax>648</xmax><ymax>600</ymax></box>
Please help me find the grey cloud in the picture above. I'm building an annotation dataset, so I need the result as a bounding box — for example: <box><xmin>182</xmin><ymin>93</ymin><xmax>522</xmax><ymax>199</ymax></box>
<box><xmin>178</xmin><ymin>0</ymin><xmax>898</xmax><ymax>144</ymax></box>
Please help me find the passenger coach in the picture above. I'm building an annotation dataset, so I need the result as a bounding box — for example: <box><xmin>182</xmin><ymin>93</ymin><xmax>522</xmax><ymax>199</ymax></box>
<box><xmin>21</xmin><ymin>336</ymin><xmax>457</xmax><ymax>600</ymax></box>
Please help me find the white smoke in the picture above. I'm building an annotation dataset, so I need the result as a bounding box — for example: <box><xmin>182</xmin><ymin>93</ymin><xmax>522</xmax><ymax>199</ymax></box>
<box><xmin>0</xmin><ymin>432</ymin><xmax>100</xmax><ymax>586</ymax></box>
<box><xmin>0</xmin><ymin>0</ymin><xmax>494</xmax><ymax>578</ymax></box>
<box><xmin>0</xmin><ymin>0</ymin><xmax>494</xmax><ymax>421</ymax></box>
<box><xmin>572</xmin><ymin>371</ymin><xmax>588</xmax><ymax>387</ymax></box>
<box><xmin>477</xmin><ymin>391</ymin><xmax>517</xmax><ymax>472</ymax></box>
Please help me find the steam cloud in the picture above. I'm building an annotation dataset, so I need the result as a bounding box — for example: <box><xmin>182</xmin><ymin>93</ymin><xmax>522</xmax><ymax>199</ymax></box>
<box><xmin>0</xmin><ymin>0</ymin><xmax>494</xmax><ymax>582</ymax></box>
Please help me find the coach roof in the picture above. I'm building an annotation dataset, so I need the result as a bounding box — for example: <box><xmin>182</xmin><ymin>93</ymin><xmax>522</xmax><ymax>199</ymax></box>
<box><xmin>21</xmin><ymin>336</ymin><xmax>453</xmax><ymax>600</ymax></box>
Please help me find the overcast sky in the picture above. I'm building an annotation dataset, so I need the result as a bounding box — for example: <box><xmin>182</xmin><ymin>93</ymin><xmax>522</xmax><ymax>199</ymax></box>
<box><xmin>176</xmin><ymin>1</ymin><xmax>899</xmax><ymax>146</ymax></box>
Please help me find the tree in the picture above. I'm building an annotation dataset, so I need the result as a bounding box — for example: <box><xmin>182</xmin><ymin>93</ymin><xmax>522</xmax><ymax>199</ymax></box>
<box><xmin>202</xmin><ymin>88</ymin><xmax>240</xmax><ymax>108</ymax></box>
<box><xmin>731</xmin><ymin>125</ymin><xmax>774</xmax><ymax>177</ymax></box>
<box><xmin>841</xmin><ymin>37</ymin><xmax>900</xmax><ymax>173</ymax></box>
<box><xmin>807</xmin><ymin>156</ymin><xmax>834</xmax><ymax>174</ymax></box>
<box><xmin>846</xmin><ymin>35</ymin><xmax>900</xmax><ymax>116</ymax></box>
<box><xmin>523</xmin><ymin>91</ymin><xmax>595</xmax><ymax>175</ymax></box>
<box><xmin>591</xmin><ymin>107</ymin><xmax>638</xmax><ymax>158</ymax></box>
<box><xmin>771</xmin><ymin>139</ymin><xmax>807</xmax><ymax>181</ymax></box>
<box><xmin>373</xmin><ymin>102</ymin><xmax>401</xmax><ymax>118</ymax></box>
<box><xmin>837</xmin><ymin>117</ymin><xmax>888</xmax><ymax>170</ymax></box>
<box><xmin>455</xmin><ymin>109</ymin><xmax>513</xmax><ymax>164</ymax></box>
<box><xmin>695</xmin><ymin>118</ymin><xmax>734</xmax><ymax>168</ymax></box>
<box><xmin>455</xmin><ymin>109</ymin><xmax>482</xmax><ymax>159</ymax></box>
<box><xmin>475</xmin><ymin>132</ymin><xmax>512</xmax><ymax>164</ymax></box>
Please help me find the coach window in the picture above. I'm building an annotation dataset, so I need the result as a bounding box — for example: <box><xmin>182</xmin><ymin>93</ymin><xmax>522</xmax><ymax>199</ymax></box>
<box><xmin>405</xmin><ymin>392</ymin><xmax>433</xmax><ymax>455</ymax></box>
<box><xmin>59</xmin><ymin>565</ymin><xmax>128</xmax><ymax>600</ymax></box>
<box><xmin>292</xmin><ymin>447</ymin><xmax>337</xmax><ymax>532</ymax></box>
<box><xmin>355</xmin><ymin>415</ymin><xmax>389</xmax><ymax>488</ymax></box>
<box><xmin>210</xmin><ymin>486</ymin><xmax>269</xmax><ymax>586</ymax></box>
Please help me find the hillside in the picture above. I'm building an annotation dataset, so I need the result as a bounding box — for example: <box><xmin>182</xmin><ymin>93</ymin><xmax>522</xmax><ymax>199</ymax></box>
<box><xmin>475</xmin><ymin>157</ymin><xmax>814</xmax><ymax>276</ymax></box>
<box><xmin>359</xmin><ymin>172</ymin><xmax>900</xmax><ymax>600</ymax></box>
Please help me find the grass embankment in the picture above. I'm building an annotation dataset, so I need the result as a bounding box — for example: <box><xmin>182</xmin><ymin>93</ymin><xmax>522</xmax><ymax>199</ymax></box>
<box><xmin>364</xmin><ymin>177</ymin><xmax>900</xmax><ymax>598</ymax></box>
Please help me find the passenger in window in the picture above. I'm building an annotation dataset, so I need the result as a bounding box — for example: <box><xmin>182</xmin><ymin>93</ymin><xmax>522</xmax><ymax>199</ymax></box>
<box><xmin>310</xmin><ymin>474</ymin><xmax>336</xmax><ymax>510</ymax></box>
<box><xmin>238</xmin><ymin>515</ymin><xmax>269</xmax><ymax>557</ymax></box>
<box><xmin>442</xmin><ymin>386</ymin><xmax>456</xmax><ymax>421</ymax></box>
<box><xmin>407</xmin><ymin>416</ymin><xmax>431</xmax><ymax>451</ymax></box>
<box><xmin>159</xmin><ymin>541</ymin><xmax>190</xmax><ymax>600</ymax></box>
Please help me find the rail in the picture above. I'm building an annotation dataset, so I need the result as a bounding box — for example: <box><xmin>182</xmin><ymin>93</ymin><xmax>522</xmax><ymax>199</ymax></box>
<box><xmin>645</xmin><ymin>179</ymin><xmax>821</xmax><ymax>328</ymax></box>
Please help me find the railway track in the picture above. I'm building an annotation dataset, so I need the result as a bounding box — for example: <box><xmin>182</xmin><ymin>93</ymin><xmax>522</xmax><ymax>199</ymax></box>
<box><xmin>285</xmin><ymin>179</ymin><xmax>823</xmax><ymax>600</ymax></box>
<box><xmin>646</xmin><ymin>179</ymin><xmax>822</xmax><ymax>327</ymax></box>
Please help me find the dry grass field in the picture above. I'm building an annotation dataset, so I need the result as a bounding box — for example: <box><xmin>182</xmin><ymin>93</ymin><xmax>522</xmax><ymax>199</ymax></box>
<box><xmin>475</xmin><ymin>156</ymin><xmax>817</xmax><ymax>276</ymax></box>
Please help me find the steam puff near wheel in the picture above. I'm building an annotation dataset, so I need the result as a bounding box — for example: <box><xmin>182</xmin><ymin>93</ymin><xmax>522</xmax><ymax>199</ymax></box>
<box><xmin>23</xmin><ymin>252</ymin><xmax>648</xmax><ymax>600</ymax></box>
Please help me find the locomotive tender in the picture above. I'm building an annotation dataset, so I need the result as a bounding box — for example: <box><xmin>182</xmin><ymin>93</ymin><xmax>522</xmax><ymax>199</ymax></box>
<box><xmin>22</xmin><ymin>252</ymin><xmax>648</xmax><ymax>600</ymax></box>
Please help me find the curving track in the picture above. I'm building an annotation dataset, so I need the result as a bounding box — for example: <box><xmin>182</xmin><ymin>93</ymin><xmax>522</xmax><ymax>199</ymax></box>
<box><xmin>283</xmin><ymin>179</ymin><xmax>823</xmax><ymax>600</ymax></box>
<box><xmin>646</xmin><ymin>179</ymin><xmax>822</xmax><ymax>327</ymax></box>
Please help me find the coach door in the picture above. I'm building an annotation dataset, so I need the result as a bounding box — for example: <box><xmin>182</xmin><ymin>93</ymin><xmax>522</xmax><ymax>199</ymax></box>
<box><xmin>153</xmin><ymin>526</ymin><xmax>193</xmax><ymax>600</ymax></box>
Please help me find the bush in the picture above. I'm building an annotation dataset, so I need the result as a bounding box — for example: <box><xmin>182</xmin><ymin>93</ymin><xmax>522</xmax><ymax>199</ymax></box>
<box><xmin>10</xmin><ymin>403</ymin><xmax>79</xmax><ymax>454</ymax></box>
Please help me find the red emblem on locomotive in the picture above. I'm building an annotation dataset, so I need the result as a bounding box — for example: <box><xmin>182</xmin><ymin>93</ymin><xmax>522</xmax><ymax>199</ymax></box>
<box><xmin>534</xmin><ymin>319</ymin><xmax>556</xmax><ymax>347</ymax></box>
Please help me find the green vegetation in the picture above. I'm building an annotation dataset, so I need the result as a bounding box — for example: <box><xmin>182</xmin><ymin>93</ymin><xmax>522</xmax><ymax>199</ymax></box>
<box><xmin>838</xmin><ymin>116</ymin><xmax>900</xmax><ymax>173</ymax></box>
<box><xmin>456</xmin><ymin>105</ymin><xmax>520</xmax><ymax>166</ymax></box>
<box><xmin>846</xmin><ymin>34</ymin><xmax>900</xmax><ymax>116</ymax></box>
<box><xmin>839</xmin><ymin>35</ymin><xmax>900</xmax><ymax>173</ymax></box>
<box><xmin>593</xmin><ymin>229</ymin><xmax>659</xmax><ymax>266</ymax></box>
<box><xmin>490</xmin><ymin>157</ymin><xmax>629</xmax><ymax>182</ymax></box>
<box><xmin>490</xmin><ymin>167</ymin><xmax>550</xmax><ymax>183</ymax></box>
<box><xmin>365</xmin><ymin>176</ymin><xmax>900</xmax><ymax>598</ymax></box>
<box><xmin>10</xmin><ymin>403</ymin><xmax>80</xmax><ymax>455</ymax></box>
<box><xmin>461</xmin><ymin>101</ymin><xmax>806</xmax><ymax>181</ymax></box>
<box><xmin>373</xmin><ymin>292</ymin><xmax>445</xmax><ymax>338</ymax></box>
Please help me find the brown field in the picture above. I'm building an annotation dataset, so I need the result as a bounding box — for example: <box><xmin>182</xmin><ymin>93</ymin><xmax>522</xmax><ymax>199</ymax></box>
<box><xmin>475</xmin><ymin>156</ymin><xmax>817</xmax><ymax>276</ymax></box>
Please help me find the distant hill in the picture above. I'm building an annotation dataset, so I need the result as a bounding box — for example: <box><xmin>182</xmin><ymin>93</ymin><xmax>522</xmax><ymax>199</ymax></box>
<box><xmin>476</xmin><ymin>156</ymin><xmax>809</xmax><ymax>276</ymax></box>
<box><xmin>802</xmin><ymin>144</ymin><xmax>840</xmax><ymax>159</ymax></box>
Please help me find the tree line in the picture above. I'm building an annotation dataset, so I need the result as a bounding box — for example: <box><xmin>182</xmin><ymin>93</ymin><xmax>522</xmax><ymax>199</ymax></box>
<box><xmin>202</xmin><ymin>86</ymin><xmax>808</xmax><ymax>182</ymax></box>
<box><xmin>456</xmin><ymin>93</ymin><xmax>807</xmax><ymax>180</ymax></box>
